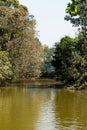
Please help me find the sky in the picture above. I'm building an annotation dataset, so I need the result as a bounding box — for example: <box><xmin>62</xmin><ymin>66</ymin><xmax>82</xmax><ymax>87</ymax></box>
<box><xmin>19</xmin><ymin>0</ymin><xmax>77</xmax><ymax>47</ymax></box>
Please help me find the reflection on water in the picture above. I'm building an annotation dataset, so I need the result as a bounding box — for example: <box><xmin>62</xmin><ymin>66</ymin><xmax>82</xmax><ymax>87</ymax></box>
<box><xmin>36</xmin><ymin>90</ymin><xmax>57</xmax><ymax>130</ymax></box>
<box><xmin>0</xmin><ymin>85</ymin><xmax>87</xmax><ymax>130</ymax></box>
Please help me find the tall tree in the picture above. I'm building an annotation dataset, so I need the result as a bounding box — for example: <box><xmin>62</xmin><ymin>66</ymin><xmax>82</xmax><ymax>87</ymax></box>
<box><xmin>65</xmin><ymin>0</ymin><xmax>87</xmax><ymax>88</ymax></box>
<box><xmin>0</xmin><ymin>0</ymin><xmax>43</xmax><ymax>78</ymax></box>
<box><xmin>52</xmin><ymin>35</ymin><xmax>86</xmax><ymax>89</ymax></box>
<box><xmin>65</xmin><ymin>0</ymin><xmax>87</xmax><ymax>55</ymax></box>
<box><xmin>52</xmin><ymin>36</ymin><xmax>78</xmax><ymax>81</ymax></box>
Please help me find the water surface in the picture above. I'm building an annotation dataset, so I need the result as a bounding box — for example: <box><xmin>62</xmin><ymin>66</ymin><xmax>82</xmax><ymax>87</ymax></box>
<box><xmin>0</xmin><ymin>84</ymin><xmax>87</xmax><ymax>130</ymax></box>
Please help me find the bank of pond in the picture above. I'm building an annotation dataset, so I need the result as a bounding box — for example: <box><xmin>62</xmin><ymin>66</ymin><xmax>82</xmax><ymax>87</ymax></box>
<box><xmin>0</xmin><ymin>78</ymin><xmax>87</xmax><ymax>90</ymax></box>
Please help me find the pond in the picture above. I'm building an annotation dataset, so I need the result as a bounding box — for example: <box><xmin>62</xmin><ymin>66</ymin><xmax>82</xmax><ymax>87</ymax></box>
<box><xmin>0</xmin><ymin>83</ymin><xmax>87</xmax><ymax>130</ymax></box>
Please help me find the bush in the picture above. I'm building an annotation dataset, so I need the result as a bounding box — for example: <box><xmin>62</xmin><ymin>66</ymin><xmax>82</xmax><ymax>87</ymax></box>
<box><xmin>0</xmin><ymin>50</ymin><xmax>13</xmax><ymax>85</ymax></box>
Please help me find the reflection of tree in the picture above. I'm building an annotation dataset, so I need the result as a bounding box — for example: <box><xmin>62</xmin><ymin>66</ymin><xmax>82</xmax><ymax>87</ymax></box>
<box><xmin>0</xmin><ymin>87</ymin><xmax>42</xmax><ymax>130</ymax></box>
<box><xmin>1</xmin><ymin>88</ymin><xmax>87</xmax><ymax>130</ymax></box>
<box><xmin>55</xmin><ymin>90</ymin><xmax>87</xmax><ymax>130</ymax></box>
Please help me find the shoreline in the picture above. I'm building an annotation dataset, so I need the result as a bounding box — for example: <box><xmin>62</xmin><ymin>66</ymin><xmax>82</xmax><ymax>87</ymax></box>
<box><xmin>11</xmin><ymin>78</ymin><xmax>64</xmax><ymax>88</ymax></box>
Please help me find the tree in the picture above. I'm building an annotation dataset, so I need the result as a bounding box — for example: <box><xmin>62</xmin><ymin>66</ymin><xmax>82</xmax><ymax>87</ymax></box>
<box><xmin>63</xmin><ymin>0</ymin><xmax>87</xmax><ymax>89</ymax></box>
<box><xmin>20</xmin><ymin>38</ymin><xmax>44</xmax><ymax>78</ymax></box>
<box><xmin>0</xmin><ymin>0</ymin><xmax>43</xmax><ymax>79</ymax></box>
<box><xmin>52</xmin><ymin>36</ymin><xmax>85</xmax><ymax>87</ymax></box>
<box><xmin>65</xmin><ymin>0</ymin><xmax>87</xmax><ymax>55</ymax></box>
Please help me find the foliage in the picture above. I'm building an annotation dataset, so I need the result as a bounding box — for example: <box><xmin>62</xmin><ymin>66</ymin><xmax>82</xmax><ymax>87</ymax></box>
<box><xmin>43</xmin><ymin>45</ymin><xmax>54</xmax><ymax>63</ymax></box>
<box><xmin>65</xmin><ymin>0</ymin><xmax>87</xmax><ymax>54</ymax></box>
<box><xmin>62</xmin><ymin>0</ymin><xmax>87</xmax><ymax>89</ymax></box>
<box><xmin>52</xmin><ymin>36</ymin><xmax>86</xmax><ymax>86</ymax></box>
<box><xmin>0</xmin><ymin>0</ymin><xmax>19</xmax><ymax>7</ymax></box>
<box><xmin>41</xmin><ymin>45</ymin><xmax>55</xmax><ymax>78</ymax></box>
<box><xmin>20</xmin><ymin>38</ymin><xmax>44</xmax><ymax>78</ymax></box>
<box><xmin>0</xmin><ymin>50</ymin><xmax>13</xmax><ymax>85</ymax></box>
<box><xmin>0</xmin><ymin>0</ymin><xmax>44</xmax><ymax>79</ymax></box>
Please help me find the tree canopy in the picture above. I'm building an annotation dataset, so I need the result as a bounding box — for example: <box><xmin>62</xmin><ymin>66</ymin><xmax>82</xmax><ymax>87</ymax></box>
<box><xmin>0</xmin><ymin>0</ymin><xmax>44</xmax><ymax>84</ymax></box>
<box><xmin>51</xmin><ymin>0</ymin><xmax>87</xmax><ymax>89</ymax></box>
<box><xmin>65</xmin><ymin>0</ymin><xmax>87</xmax><ymax>54</ymax></box>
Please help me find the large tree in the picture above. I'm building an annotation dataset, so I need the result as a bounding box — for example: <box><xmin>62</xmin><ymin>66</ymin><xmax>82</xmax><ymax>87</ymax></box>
<box><xmin>53</xmin><ymin>36</ymin><xmax>78</xmax><ymax>81</ymax></box>
<box><xmin>52</xmin><ymin>0</ymin><xmax>87</xmax><ymax>89</ymax></box>
<box><xmin>65</xmin><ymin>0</ymin><xmax>87</xmax><ymax>54</ymax></box>
<box><xmin>52</xmin><ymin>35</ymin><xmax>86</xmax><ymax>89</ymax></box>
<box><xmin>0</xmin><ymin>0</ymin><xmax>43</xmax><ymax>79</ymax></box>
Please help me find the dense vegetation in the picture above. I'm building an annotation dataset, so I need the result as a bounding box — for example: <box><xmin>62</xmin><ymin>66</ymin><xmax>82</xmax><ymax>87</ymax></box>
<box><xmin>52</xmin><ymin>0</ymin><xmax>87</xmax><ymax>89</ymax></box>
<box><xmin>1</xmin><ymin>0</ymin><xmax>87</xmax><ymax>89</ymax></box>
<box><xmin>0</xmin><ymin>0</ymin><xmax>43</xmax><ymax>84</ymax></box>
<box><xmin>0</xmin><ymin>49</ymin><xmax>13</xmax><ymax>85</ymax></box>
<box><xmin>0</xmin><ymin>0</ymin><xmax>54</xmax><ymax>85</ymax></box>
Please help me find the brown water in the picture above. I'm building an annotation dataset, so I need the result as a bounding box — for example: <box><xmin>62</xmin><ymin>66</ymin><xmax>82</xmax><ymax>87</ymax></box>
<box><xmin>0</xmin><ymin>84</ymin><xmax>87</xmax><ymax>130</ymax></box>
